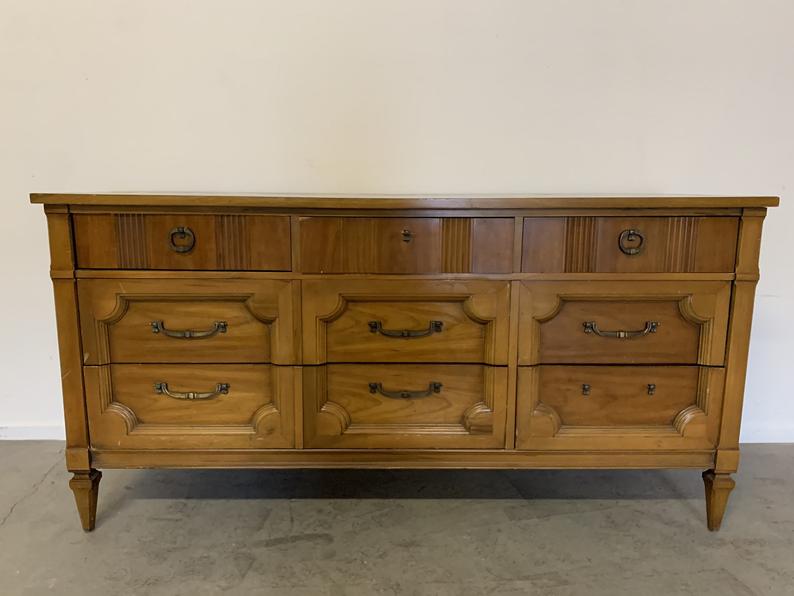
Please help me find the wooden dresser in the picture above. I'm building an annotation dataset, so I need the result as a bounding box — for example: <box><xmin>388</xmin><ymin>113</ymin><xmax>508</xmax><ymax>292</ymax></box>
<box><xmin>31</xmin><ymin>193</ymin><xmax>778</xmax><ymax>531</ymax></box>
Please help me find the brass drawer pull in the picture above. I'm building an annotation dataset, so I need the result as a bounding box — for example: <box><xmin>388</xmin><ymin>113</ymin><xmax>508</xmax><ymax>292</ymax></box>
<box><xmin>168</xmin><ymin>226</ymin><xmax>196</xmax><ymax>254</ymax></box>
<box><xmin>401</xmin><ymin>229</ymin><xmax>413</xmax><ymax>242</ymax></box>
<box><xmin>618</xmin><ymin>228</ymin><xmax>644</xmax><ymax>255</ymax></box>
<box><xmin>368</xmin><ymin>381</ymin><xmax>442</xmax><ymax>399</ymax></box>
<box><xmin>581</xmin><ymin>383</ymin><xmax>657</xmax><ymax>397</ymax></box>
<box><xmin>154</xmin><ymin>382</ymin><xmax>230</xmax><ymax>400</ymax></box>
<box><xmin>368</xmin><ymin>320</ymin><xmax>443</xmax><ymax>338</ymax></box>
<box><xmin>151</xmin><ymin>320</ymin><xmax>228</xmax><ymax>339</ymax></box>
<box><xmin>583</xmin><ymin>320</ymin><xmax>659</xmax><ymax>339</ymax></box>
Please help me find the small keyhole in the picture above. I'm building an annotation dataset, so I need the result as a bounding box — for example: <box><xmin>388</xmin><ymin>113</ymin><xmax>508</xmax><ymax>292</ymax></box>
<box><xmin>582</xmin><ymin>383</ymin><xmax>591</xmax><ymax>396</ymax></box>
<box><xmin>401</xmin><ymin>229</ymin><xmax>413</xmax><ymax>242</ymax></box>
<box><xmin>647</xmin><ymin>383</ymin><xmax>656</xmax><ymax>396</ymax></box>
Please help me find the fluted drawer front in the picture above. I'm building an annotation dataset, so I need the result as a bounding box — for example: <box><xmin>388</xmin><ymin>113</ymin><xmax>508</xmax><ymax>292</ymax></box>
<box><xmin>518</xmin><ymin>280</ymin><xmax>731</xmax><ymax>366</ymax></box>
<box><xmin>522</xmin><ymin>216</ymin><xmax>738</xmax><ymax>273</ymax></box>
<box><xmin>299</xmin><ymin>217</ymin><xmax>514</xmax><ymax>273</ymax></box>
<box><xmin>73</xmin><ymin>213</ymin><xmax>291</xmax><ymax>270</ymax></box>
<box><xmin>303</xmin><ymin>364</ymin><xmax>508</xmax><ymax>449</ymax></box>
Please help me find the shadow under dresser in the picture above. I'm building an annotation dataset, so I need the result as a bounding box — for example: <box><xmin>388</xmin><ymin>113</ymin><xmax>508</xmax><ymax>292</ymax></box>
<box><xmin>30</xmin><ymin>193</ymin><xmax>778</xmax><ymax>531</ymax></box>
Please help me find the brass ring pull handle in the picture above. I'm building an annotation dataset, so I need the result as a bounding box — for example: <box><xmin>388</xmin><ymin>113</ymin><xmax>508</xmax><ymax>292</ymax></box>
<box><xmin>154</xmin><ymin>382</ymin><xmax>230</xmax><ymax>400</ymax></box>
<box><xmin>401</xmin><ymin>229</ymin><xmax>413</xmax><ymax>242</ymax></box>
<box><xmin>168</xmin><ymin>226</ymin><xmax>196</xmax><ymax>254</ymax></box>
<box><xmin>151</xmin><ymin>320</ymin><xmax>228</xmax><ymax>339</ymax></box>
<box><xmin>368</xmin><ymin>381</ymin><xmax>442</xmax><ymax>399</ymax></box>
<box><xmin>618</xmin><ymin>229</ymin><xmax>644</xmax><ymax>255</ymax></box>
<box><xmin>368</xmin><ymin>320</ymin><xmax>443</xmax><ymax>338</ymax></box>
<box><xmin>582</xmin><ymin>320</ymin><xmax>659</xmax><ymax>339</ymax></box>
<box><xmin>582</xmin><ymin>383</ymin><xmax>591</xmax><ymax>396</ymax></box>
<box><xmin>647</xmin><ymin>383</ymin><xmax>656</xmax><ymax>396</ymax></box>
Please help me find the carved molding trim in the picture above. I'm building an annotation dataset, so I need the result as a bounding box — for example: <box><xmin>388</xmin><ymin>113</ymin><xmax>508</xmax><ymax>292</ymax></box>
<box><xmin>93</xmin><ymin>364</ymin><xmax>285</xmax><ymax>442</ymax></box>
<box><xmin>311</xmin><ymin>365</ymin><xmax>498</xmax><ymax>439</ymax></box>
<box><xmin>89</xmin><ymin>291</ymin><xmax>278</xmax><ymax>364</ymax></box>
<box><xmin>311</xmin><ymin>289</ymin><xmax>502</xmax><ymax>363</ymax></box>
<box><xmin>673</xmin><ymin>405</ymin><xmax>707</xmax><ymax>438</ymax></box>
<box><xmin>318</xmin><ymin>401</ymin><xmax>352</xmax><ymax>434</ymax></box>
<box><xmin>521</xmin><ymin>282</ymin><xmax>726</xmax><ymax>366</ymax></box>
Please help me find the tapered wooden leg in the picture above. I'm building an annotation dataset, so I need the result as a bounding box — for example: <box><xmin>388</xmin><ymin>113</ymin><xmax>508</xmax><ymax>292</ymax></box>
<box><xmin>703</xmin><ymin>470</ymin><xmax>735</xmax><ymax>531</ymax></box>
<box><xmin>69</xmin><ymin>469</ymin><xmax>102</xmax><ymax>531</ymax></box>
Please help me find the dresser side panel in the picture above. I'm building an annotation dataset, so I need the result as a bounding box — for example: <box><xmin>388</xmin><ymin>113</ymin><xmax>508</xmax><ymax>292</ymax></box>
<box><xmin>45</xmin><ymin>208</ymin><xmax>91</xmax><ymax>470</ymax></box>
<box><xmin>716</xmin><ymin>208</ymin><xmax>767</xmax><ymax>472</ymax></box>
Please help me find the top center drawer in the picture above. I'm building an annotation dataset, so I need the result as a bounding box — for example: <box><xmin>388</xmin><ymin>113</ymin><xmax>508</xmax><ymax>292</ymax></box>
<box><xmin>298</xmin><ymin>217</ymin><xmax>514</xmax><ymax>274</ymax></box>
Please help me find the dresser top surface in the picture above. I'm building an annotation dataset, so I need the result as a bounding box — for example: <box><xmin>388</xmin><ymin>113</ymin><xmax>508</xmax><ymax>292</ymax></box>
<box><xmin>30</xmin><ymin>192</ymin><xmax>779</xmax><ymax>209</ymax></box>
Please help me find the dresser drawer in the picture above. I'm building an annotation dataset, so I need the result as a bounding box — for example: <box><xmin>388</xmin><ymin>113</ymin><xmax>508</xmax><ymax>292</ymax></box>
<box><xmin>303</xmin><ymin>364</ymin><xmax>508</xmax><ymax>449</ymax></box>
<box><xmin>519</xmin><ymin>280</ymin><xmax>730</xmax><ymax>366</ymax></box>
<box><xmin>517</xmin><ymin>365</ymin><xmax>724</xmax><ymax>451</ymax></box>
<box><xmin>73</xmin><ymin>213</ymin><xmax>291</xmax><ymax>270</ymax></box>
<box><xmin>299</xmin><ymin>217</ymin><xmax>514</xmax><ymax>273</ymax></box>
<box><xmin>522</xmin><ymin>216</ymin><xmax>738</xmax><ymax>273</ymax></box>
<box><xmin>535</xmin><ymin>365</ymin><xmax>698</xmax><ymax>426</ymax></box>
<box><xmin>78</xmin><ymin>279</ymin><xmax>298</xmax><ymax>365</ymax></box>
<box><xmin>302</xmin><ymin>279</ymin><xmax>510</xmax><ymax>364</ymax></box>
<box><xmin>84</xmin><ymin>364</ymin><xmax>295</xmax><ymax>449</ymax></box>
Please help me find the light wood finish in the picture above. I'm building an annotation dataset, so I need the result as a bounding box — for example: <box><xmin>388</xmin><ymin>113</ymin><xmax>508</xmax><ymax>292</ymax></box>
<box><xmin>518</xmin><ymin>280</ymin><xmax>730</xmax><ymax>366</ymax></box>
<box><xmin>522</xmin><ymin>216</ymin><xmax>739</xmax><ymax>273</ymax></box>
<box><xmin>303</xmin><ymin>364</ymin><xmax>508</xmax><ymax>449</ymax></box>
<box><xmin>516</xmin><ymin>366</ymin><xmax>724</xmax><ymax>451</ymax></box>
<box><xmin>77</xmin><ymin>278</ymin><xmax>298</xmax><ymax>365</ymax></box>
<box><xmin>531</xmin><ymin>365</ymin><xmax>700</xmax><ymax>426</ymax></box>
<box><xmin>716</xmin><ymin>210</ymin><xmax>767</xmax><ymax>475</ymax></box>
<box><xmin>703</xmin><ymin>470</ymin><xmax>736</xmax><ymax>531</ymax></box>
<box><xmin>92</xmin><ymin>449</ymin><xmax>716</xmax><ymax>469</ymax></box>
<box><xmin>32</xmin><ymin>193</ymin><xmax>776</xmax><ymax>532</ymax></box>
<box><xmin>31</xmin><ymin>193</ymin><xmax>780</xmax><ymax>210</ymax></box>
<box><xmin>73</xmin><ymin>213</ymin><xmax>291</xmax><ymax>270</ymax></box>
<box><xmin>44</xmin><ymin>207</ymin><xmax>91</xmax><ymax>473</ymax></box>
<box><xmin>299</xmin><ymin>217</ymin><xmax>514</xmax><ymax>273</ymax></box>
<box><xmin>69</xmin><ymin>470</ymin><xmax>101</xmax><ymax>531</ymax></box>
<box><xmin>84</xmin><ymin>364</ymin><xmax>295</xmax><ymax>449</ymax></box>
<box><xmin>302</xmin><ymin>279</ymin><xmax>510</xmax><ymax>364</ymax></box>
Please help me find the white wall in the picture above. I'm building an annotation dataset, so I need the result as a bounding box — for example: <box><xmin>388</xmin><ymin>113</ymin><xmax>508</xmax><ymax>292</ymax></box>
<box><xmin>1</xmin><ymin>0</ymin><xmax>792</xmax><ymax>441</ymax></box>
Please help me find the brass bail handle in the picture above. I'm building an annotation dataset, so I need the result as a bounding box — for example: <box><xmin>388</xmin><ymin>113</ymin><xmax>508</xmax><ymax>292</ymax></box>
<box><xmin>369</xmin><ymin>382</ymin><xmax>443</xmax><ymax>399</ymax></box>
<box><xmin>581</xmin><ymin>383</ymin><xmax>656</xmax><ymax>397</ymax></box>
<box><xmin>583</xmin><ymin>320</ymin><xmax>659</xmax><ymax>339</ymax></box>
<box><xmin>368</xmin><ymin>320</ymin><xmax>443</xmax><ymax>338</ymax></box>
<box><xmin>151</xmin><ymin>320</ymin><xmax>228</xmax><ymax>339</ymax></box>
<box><xmin>154</xmin><ymin>382</ymin><xmax>230</xmax><ymax>400</ymax></box>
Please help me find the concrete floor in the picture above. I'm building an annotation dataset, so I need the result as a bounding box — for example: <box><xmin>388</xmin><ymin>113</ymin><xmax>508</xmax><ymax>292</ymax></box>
<box><xmin>1</xmin><ymin>443</ymin><xmax>793</xmax><ymax>596</ymax></box>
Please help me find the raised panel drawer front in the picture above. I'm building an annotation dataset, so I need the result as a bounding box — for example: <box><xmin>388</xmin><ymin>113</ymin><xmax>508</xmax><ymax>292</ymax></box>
<box><xmin>78</xmin><ymin>279</ymin><xmax>298</xmax><ymax>365</ymax></box>
<box><xmin>73</xmin><ymin>213</ymin><xmax>291</xmax><ymax>270</ymax></box>
<box><xmin>516</xmin><ymin>366</ymin><xmax>725</xmax><ymax>451</ymax></box>
<box><xmin>303</xmin><ymin>364</ymin><xmax>508</xmax><ymax>449</ymax></box>
<box><xmin>302</xmin><ymin>279</ymin><xmax>511</xmax><ymax>364</ymax></box>
<box><xmin>518</xmin><ymin>280</ymin><xmax>731</xmax><ymax>366</ymax></box>
<box><xmin>84</xmin><ymin>364</ymin><xmax>295</xmax><ymax>449</ymax></box>
<box><xmin>522</xmin><ymin>216</ymin><xmax>739</xmax><ymax>272</ymax></box>
<box><xmin>299</xmin><ymin>217</ymin><xmax>514</xmax><ymax>273</ymax></box>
